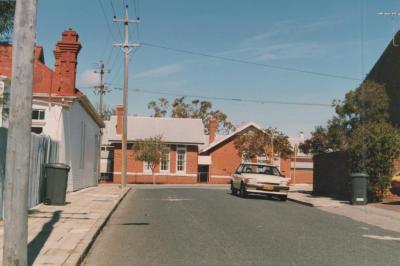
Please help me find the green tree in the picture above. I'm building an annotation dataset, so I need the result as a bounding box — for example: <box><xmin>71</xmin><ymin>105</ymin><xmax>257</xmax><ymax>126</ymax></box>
<box><xmin>301</xmin><ymin>80</ymin><xmax>400</xmax><ymax>201</ymax></box>
<box><xmin>298</xmin><ymin>126</ymin><xmax>331</xmax><ymax>154</ymax></box>
<box><xmin>234</xmin><ymin>129</ymin><xmax>270</xmax><ymax>162</ymax></box>
<box><xmin>0</xmin><ymin>1</ymin><xmax>15</xmax><ymax>41</ymax></box>
<box><xmin>147</xmin><ymin>98</ymin><xmax>169</xmax><ymax>117</ymax></box>
<box><xmin>133</xmin><ymin>136</ymin><xmax>168</xmax><ymax>184</ymax></box>
<box><xmin>264</xmin><ymin>127</ymin><xmax>293</xmax><ymax>159</ymax></box>
<box><xmin>147</xmin><ymin>97</ymin><xmax>235</xmax><ymax>134</ymax></box>
<box><xmin>234</xmin><ymin>128</ymin><xmax>292</xmax><ymax>163</ymax></box>
<box><xmin>349</xmin><ymin>122</ymin><xmax>400</xmax><ymax>201</ymax></box>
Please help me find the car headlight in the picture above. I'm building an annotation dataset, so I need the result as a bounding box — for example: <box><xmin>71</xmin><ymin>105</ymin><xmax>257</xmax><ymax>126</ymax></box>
<box><xmin>279</xmin><ymin>181</ymin><xmax>288</xmax><ymax>186</ymax></box>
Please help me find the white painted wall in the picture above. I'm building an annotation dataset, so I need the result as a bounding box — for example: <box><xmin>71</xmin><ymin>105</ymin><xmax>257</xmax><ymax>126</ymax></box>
<box><xmin>32</xmin><ymin>100</ymin><xmax>100</xmax><ymax>191</ymax></box>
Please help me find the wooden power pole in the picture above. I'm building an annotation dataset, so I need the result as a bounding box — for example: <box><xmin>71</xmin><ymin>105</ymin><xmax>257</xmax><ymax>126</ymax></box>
<box><xmin>93</xmin><ymin>60</ymin><xmax>110</xmax><ymax>119</ymax></box>
<box><xmin>3</xmin><ymin>0</ymin><xmax>38</xmax><ymax>265</ymax></box>
<box><xmin>113</xmin><ymin>5</ymin><xmax>140</xmax><ymax>187</ymax></box>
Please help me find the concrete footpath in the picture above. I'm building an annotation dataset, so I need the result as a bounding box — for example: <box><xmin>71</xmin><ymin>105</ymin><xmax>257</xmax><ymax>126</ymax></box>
<box><xmin>288</xmin><ymin>184</ymin><xmax>400</xmax><ymax>233</ymax></box>
<box><xmin>0</xmin><ymin>184</ymin><xmax>130</xmax><ymax>266</ymax></box>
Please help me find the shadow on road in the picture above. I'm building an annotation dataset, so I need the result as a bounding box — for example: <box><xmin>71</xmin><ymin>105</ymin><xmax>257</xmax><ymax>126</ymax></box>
<box><xmin>28</xmin><ymin>210</ymin><xmax>62</xmax><ymax>265</ymax></box>
<box><xmin>227</xmin><ymin>193</ymin><xmax>283</xmax><ymax>202</ymax></box>
<box><xmin>121</xmin><ymin>222</ymin><xmax>150</xmax><ymax>226</ymax></box>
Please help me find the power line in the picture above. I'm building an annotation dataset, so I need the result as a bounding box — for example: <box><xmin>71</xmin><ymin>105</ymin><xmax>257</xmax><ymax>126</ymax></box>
<box><xmin>110</xmin><ymin>0</ymin><xmax>123</xmax><ymax>41</ymax></box>
<box><xmin>111</xmin><ymin>87</ymin><xmax>332</xmax><ymax>107</ymax></box>
<box><xmin>97</xmin><ymin>0</ymin><xmax>117</xmax><ymax>42</ymax></box>
<box><xmin>140</xmin><ymin>42</ymin><xmax>361</xmax><ymax>81</ymax></box>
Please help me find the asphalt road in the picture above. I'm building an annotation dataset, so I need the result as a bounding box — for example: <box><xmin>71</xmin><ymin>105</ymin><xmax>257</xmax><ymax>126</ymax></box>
<box><xmin>84</xmin><ymin>186</ymin><xmax>400</xmax><ymax>266</ymax></box>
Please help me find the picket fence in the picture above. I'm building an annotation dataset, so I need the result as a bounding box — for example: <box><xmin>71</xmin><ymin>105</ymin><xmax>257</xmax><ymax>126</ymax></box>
<box><xmin>0</xmin><ymin>127</ymin><xmax>59</xmax><ymax>218</ymax></box>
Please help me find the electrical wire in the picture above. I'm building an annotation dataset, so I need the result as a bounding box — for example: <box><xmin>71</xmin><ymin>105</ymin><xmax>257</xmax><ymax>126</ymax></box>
<box><xmin>97</xmin><ymin>0</ymin><xmax>117</xmax><ymax>42</ymax></box>
<box><xmin>140</xmin><ymin>42</ymin><xmax>361</xmax><ymax>81</ymax></box>
<box><xmin>110</xmin><ymin>87</ymin><xmax>332</xmax><ymax>107</ymax></box>
<box><xmin>110</xmin><ymin>0</ymin><xmax>124</xmax><ymax>41</ymax></box>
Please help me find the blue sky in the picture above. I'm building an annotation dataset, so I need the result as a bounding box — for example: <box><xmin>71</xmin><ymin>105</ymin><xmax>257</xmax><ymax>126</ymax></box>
<box><xmin>36</xmin><ymin>0</ymin><xmax>400</xmax><ymax>137</ymax></box>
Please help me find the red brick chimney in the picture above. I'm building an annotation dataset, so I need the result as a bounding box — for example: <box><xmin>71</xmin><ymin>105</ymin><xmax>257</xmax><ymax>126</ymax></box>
<box><xmin>209</xmin><ymin>117</ymin><xmax>217</xmax><ymax>144</ymax></box>
<box><xmin>116</xmin><ymin>105</ymin><xmax>124</xmax><ymax>135</ymax></box>
<box><xmin>52</xmin><ymin>29</ymin><xmax>81</xmax><ymax>96</ymax></box>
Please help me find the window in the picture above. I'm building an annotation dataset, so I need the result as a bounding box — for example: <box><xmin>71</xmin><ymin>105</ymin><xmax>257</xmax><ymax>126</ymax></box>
<box><xmin>144</xmin><ymin>161</ymin><xmax>152</xmax><ymax>173</ymax></box>
<box><xmin>160</xmin><ymin>146</ymin><xmax>170</xmax><ymax>172</ymax></box>
<box><xmin>176</xmin><ymin>146</ymin><xmax>186</xmax><ymax>173</ymax></box>
<box><xmin>32</xmin><ymin>109</ymin><xmax>45</xmax><ymax>120</ymax></box>
<box><xmin>256</xmin><ymin>155</ymin><xmax>267</xmax><ymax>164</ymax></box>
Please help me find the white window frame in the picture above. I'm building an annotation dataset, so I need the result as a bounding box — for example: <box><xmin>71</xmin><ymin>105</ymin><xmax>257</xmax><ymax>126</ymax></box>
<box><xmin>176</xmin><ymin>145</ymin><xmax>187</xmax><ymax>173</ymax></box>
<box><xmin>256</xmin><ymin>154</ymin><xmax>267</xmax><ymax>164</ymax></box>
<box><xmin>160</xmin><ymin>146</ymin><xmax>170</xmax><ymax>173</ymax></box>
<box><xmin>32</xmin><ymin>109</ymin><xmax>46</xmax><ymax>120</ymax></box>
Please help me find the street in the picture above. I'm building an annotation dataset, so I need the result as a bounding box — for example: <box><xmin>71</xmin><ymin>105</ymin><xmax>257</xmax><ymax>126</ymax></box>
<box><xmin>84</xmin><ymin>186</ymin><xmax>400</xmax><ymax>266</ymax></box>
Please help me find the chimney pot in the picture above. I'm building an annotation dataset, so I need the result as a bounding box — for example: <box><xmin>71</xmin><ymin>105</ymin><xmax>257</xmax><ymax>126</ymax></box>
<box><xmin>209</xmin><ymin>117</ymin><xmax>217</xmax><ymax>144</ymax></box>
<box><xmin>52</xmin><ymin>29</ymin><xmax>81</xmax><ymax>96</ymax></box>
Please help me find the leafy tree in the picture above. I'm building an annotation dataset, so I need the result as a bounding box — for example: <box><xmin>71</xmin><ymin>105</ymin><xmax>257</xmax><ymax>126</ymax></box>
<box><xmin>234</xmin><ymin>127</ymin><xmax>293</xmax><ymax>163</ymax></box>
<box><xmin>0</xmin><ymin>1</ymin><xmax>15</xmax><ymax>41</ymax></box>
<box><xmin>264</xmin><ymin>127</ymin><xmax>293</xmax><ymax>159</ymax></box>
<box><xmin>147</xmin><ymin>97</ymin><xmax>235</xmax><ymax>134</ymax></box>
<box><xmin>334</xmin><ymin>81</ymin><xmax>389</xmax><ymax>129</ymax></box>
<box><xmin>349</xmin><ymin>122</ymin><xmax>400</xmax><ymax>201</ymax></box>
<box><xmin>133</xmin><ymin>136</ymin><xmax>168</xmax><ymax>184</ymax></box>
<box><xmin>299</xmin><ymin>126</ymin><xmax>331</xmax><ymax>154</ymax></box>
<box><xmin>147</xmin><ymin>97</ymin><xmax>169</xmax><ymax>117</ymax></box>
<box><xmin>301</xmin><ymin>80</ymin><xmax>400</xmax><ymax>201</ymax></box>
<box><xmin>234</xmin><ymin>129</ymin><xmax>270</xmax><ymax>162</ymax></box>
<box><xmin>103</xmin><ymin>106</ymin><xmax>116</xmax><ymax>121</ymax></box>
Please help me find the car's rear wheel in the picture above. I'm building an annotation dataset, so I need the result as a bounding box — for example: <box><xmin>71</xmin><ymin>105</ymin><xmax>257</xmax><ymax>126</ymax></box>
<box><xmin>231</xmin><ymin>182</ymin><xmax>238</xmax><ymax>195</ymax></box>
<box><xmin>279</xmin><ymin>195</ymin><xmax>287</xmax><ymax>201</ymax></box>
<box><xmin>239</xmin><ymin>183</ymin><xmax>247</xmax><ymax>198</ymax></box>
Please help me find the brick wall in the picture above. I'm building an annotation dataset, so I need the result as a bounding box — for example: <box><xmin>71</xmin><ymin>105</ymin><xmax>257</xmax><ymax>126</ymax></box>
<box><xmin>112</xmin><ymin>144</ymin><xmax>198</xmax><ymax>184</ymax></box>
<box><xmin>0</xmin><ymin>29</ymin><xmax>82</xmax><ymax>97</ymax></box>
<box><xmin>207</xmin><ymin>137</ymin><xmax>242</xmax><ymax>183</ymax></box>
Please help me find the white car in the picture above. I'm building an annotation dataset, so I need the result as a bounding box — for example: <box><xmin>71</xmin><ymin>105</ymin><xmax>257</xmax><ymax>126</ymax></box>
<box><xmin>231</xmin><ymin>163</ymin><xmax>290</xmax><ymax>201</ymax></box>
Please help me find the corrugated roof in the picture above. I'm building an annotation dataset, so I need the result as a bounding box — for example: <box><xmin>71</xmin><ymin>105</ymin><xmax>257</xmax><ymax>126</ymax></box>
<box><xmin>105</xmin><ymin>116</ymin><xmax>205</xmax><ymax>144</ymax></box>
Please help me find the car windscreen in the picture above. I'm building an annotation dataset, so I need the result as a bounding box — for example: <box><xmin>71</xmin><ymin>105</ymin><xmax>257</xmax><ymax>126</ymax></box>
<box><xmin>238</xmin><ymin>164</ymin><xmax>282</xmax><ymax>176</ymax></box>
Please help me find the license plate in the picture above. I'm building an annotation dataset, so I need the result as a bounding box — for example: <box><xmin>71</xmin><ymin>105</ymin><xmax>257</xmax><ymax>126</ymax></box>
<box><xmin>263</xmin><ymin>185</ymin><xmax>274</xmax><ymax>190</ymax></box>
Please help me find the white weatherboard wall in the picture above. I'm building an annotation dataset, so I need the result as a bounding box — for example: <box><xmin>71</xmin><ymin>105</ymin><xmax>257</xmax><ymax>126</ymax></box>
<box><xmin>33</xmin><ymin>100</ymin><xmax>100</xmax><ymax>191</ymax></box>
<box><xmin>63</xmin><ymin>101</ymin><xmax>100</xmax><ymax>191</ymax></box>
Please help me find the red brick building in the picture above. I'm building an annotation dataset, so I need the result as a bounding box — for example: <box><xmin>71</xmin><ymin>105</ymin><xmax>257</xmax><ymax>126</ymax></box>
<box><xmin>104</xmin><ymin>109</ymin><xmax>313</xmax><ymax>184</ymax></box>
<box><xmin>0</xmin><ymin>29</ymin><xmax>104</xmax><ymax>191</ymax></box>
<box><xmin>0</xmin><ymin>28</ymin><xmax>83</xmax><ymax>97</ymax></box>
<box><xmin>105</xmin><ymin>106</ymin><xmax>205</xmax><ymax>184</ymax></box>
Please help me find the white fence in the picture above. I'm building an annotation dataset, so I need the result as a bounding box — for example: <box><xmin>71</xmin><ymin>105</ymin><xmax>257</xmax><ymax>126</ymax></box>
<box><xmin>0</xmin><ymin>128</ymin><xmax>59</xmax><ymax>218</ymax></box>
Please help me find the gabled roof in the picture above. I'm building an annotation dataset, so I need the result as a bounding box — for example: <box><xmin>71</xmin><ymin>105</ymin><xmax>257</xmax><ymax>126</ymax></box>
<box><xmin>200</xmin><ymin>122</ymin><xmax>263</xmax><ymax>153</ymax></box>
<box><xmin>106</xmin><ymin>116</ymin><xmax>205</xmax><ymax>144</ymax></box>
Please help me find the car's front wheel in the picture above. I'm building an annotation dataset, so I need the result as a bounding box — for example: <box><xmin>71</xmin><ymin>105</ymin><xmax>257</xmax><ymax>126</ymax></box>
<box><xmin>239</xmin><ymin>183</ymin><xmax>247</xmax><ymax>198</ymax></box>
<box><xmin>231</xmin><ymin>182</ymin><xmax>238</xmax><ymax>195</ymax></box>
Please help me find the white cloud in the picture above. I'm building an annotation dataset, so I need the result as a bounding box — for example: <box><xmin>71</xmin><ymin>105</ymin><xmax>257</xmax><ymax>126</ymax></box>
<box><xmin>217</xmin><ymin>17</ymin><xmax>343</xmax><ymax>62</ymax></box>
<box><xmin>78</xmin><ymin>69</ymin><xmax>100</xmax><ymax>87</ymax></box>
<box><xmin>134</xmin><ymin>63</ymin><xmax>183</xmax><ymax>79</ymax></box>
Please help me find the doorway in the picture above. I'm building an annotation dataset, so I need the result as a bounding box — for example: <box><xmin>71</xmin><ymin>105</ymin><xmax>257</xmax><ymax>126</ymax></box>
<box><xmin>198</xmin><ymin>165</ymin><xmax>209</xmax><ymax>183</ymax></box>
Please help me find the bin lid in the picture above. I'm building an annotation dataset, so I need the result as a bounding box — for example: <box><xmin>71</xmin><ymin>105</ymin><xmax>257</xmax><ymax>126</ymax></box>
<box><xmin>351</xmin><ymin>172</ymin><xmax>369</xmax><ymax>178</ymax></box>
<box><xmin>45</xmin><ymin>163</ymin><xmax>71</xmax><ymax>170</ymax></box>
